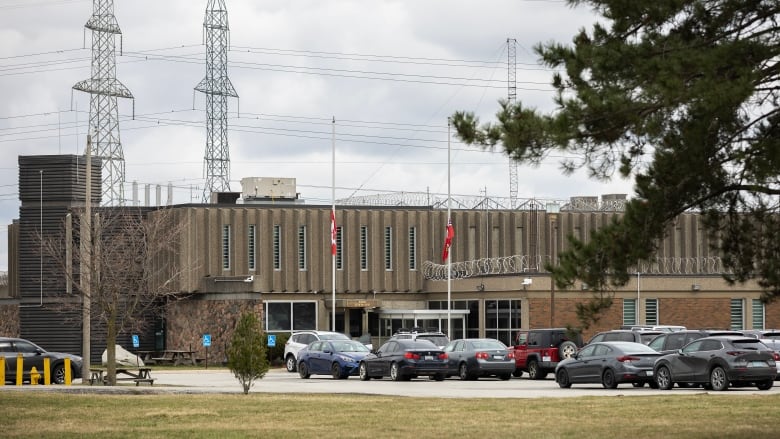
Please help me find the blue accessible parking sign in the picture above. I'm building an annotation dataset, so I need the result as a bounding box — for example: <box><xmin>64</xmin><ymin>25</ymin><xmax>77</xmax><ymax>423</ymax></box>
<box><xmin>267</xmin><ymin>334</ymin><xmax>276</xmax><ymax>348</ymax></box>
<box><xmin>203</xmin><ymin>334</ymin><xmax>211</xmax><ymax>347</ymax></box>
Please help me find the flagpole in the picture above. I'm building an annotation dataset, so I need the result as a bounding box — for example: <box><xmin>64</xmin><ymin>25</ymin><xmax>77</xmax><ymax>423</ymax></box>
<box><xmin>332</xmin><ymin>116</ymin><xmax>336</xmax><ymax>332</ymax></box>
<box><xmin>447</xmin><ymin>117</ymin><xmax>452</xmax><ymax>338</ymax></box>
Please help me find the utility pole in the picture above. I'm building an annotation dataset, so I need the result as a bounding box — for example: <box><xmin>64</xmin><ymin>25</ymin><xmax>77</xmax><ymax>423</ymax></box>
<box><xmin>507</xmin><ymin>38</ymin><xmax>518</xmax><ymax>209</ymax></box>
<box><xmin>82</xmin><ymin>135</ymin><xmax>93</xmax><ymax>380</ymax></box>
<box><xmin>196</xmin><ymin>0</ymin><xmax>238</xmax><ymax>202</ymax></box>
<box><xmin>73</xmin><ymin>0</ymin><xmax>133</xmax><ymax>206</ymax></box>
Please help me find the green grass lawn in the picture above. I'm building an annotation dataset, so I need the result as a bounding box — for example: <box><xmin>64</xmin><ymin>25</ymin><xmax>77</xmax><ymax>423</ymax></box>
<box><xmin>2</xmin><ymin>392</ymin><xmax>778</xmax><ymax>438</ymax></box>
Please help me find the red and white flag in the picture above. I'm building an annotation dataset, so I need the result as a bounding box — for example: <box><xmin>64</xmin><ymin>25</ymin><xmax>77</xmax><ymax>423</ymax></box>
<box><xmin>441</xmin><ymin>217</ymin><xmax>454</xmax><ymax>262</ymax></box>
<box><xmin>330</xmin><ymin>209</ymin><xmax>337</xmax><ymax>256</ymax></box>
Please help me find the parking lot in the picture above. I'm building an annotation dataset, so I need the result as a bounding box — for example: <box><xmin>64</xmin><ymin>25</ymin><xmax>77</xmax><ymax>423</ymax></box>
<box><xmin>8</xmin><ymin>368</ymin><xmax>770</xmax><ymax>398</ymax></box>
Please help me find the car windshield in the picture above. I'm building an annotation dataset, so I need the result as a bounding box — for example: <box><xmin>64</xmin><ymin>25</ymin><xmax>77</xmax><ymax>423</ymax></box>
<box><xmin>470</xmin><ymin>340</ymin><xmax>506</xmax><ymax>350</ymax></box>
<box><xmin>419</xmin><ymin>335</ymin><xmax>449</xmax><ymax>346</ymax></box>
<box><xmin>331</xmin><ymin>341</ymin><xmax>370</xmax><ymax>352</ymax></box>
<box><xmin>319</xmin><ymin>333</ymin><xmax>350</xmax><ymax>340</ymax></box>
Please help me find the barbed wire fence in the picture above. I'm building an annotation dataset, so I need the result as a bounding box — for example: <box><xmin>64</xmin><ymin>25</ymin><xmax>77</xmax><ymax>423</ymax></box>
<box><xmin>422</xmin><ymin>256</ymin><xmax>728</xmax><ymax>281</ymax></box>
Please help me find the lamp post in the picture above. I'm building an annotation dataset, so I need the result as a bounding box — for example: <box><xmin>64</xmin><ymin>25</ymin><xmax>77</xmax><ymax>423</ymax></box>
<box><xmin>546</xmin><ymin>202</ymin><xmax>560</xmax><ymax>327</ymax></box>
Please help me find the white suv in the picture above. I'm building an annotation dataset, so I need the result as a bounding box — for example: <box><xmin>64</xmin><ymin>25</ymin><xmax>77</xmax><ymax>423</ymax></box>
<box><xmin>284</xmin><ymin>331</ymin><xmax>350</xmax><ymax>372</ymax></box>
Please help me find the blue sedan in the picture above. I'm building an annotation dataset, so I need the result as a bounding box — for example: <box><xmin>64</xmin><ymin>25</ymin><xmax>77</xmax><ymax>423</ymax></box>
<box><xmin>297</xmin><ymin>340</ymin><xmax>371</xmax><ymax>379</ymax></box>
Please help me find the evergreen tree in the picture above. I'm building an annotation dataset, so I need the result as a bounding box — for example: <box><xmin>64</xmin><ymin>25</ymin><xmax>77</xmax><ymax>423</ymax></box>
<box><xmin>227</xmin><ymin>312</ymin><xmax>269</xmax><ymax>394</ymax></box>
<box><xmin>453</xmin><ymin>0</ymin><xmax>780</xmax><ymax>326</ymax></box>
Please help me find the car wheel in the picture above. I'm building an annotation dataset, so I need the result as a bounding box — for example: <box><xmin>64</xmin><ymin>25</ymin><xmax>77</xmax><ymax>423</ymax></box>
<box><xmin>331</xmin><ymin>363</ymin><xmax>345</xmax><ymax>380</ymax></box>
<box><xmin>498</xmin><ymin>373</ymin><xmax>511</xmax><ymax>381</ymax></box>
<box><xmin>52</xmin><ymin>363</ymin><xmax>66</xmax><ymax>385</ymax></box>
<box><xmin>298</xmin><ymin>362</ymin><xmax>310</xmax><ymax>379</ymax></box>
<box><xmin>556</xmin><ymin>368</ymin><xmax>571</xmax><ymax>388</ymax></box>
<box><xmin>756</xmin><ymin>379</ymin><xmax>773</xmax><ymax>390</ymax></box>
<box><xmin>602</xmin><ymin>369</ymin><xmax>618</xmax><ymax>389</ymax></box>
<box><xmin>559</xmin><ymin>341</ymin><xmax>578</xmax><ymax>359</ymax></box>
<box><xmin>390</xmin><ymin>362</ymin><xmax>403</xmax><ymax>381</ymax></box>
<box><xmin>285</xmin><ymin>355</ymin><xmax>297</xmax><ymax>373</ymax></box>
<box><xmin>359</xmin><ymin>362</ymin><xmax>370</xmax><ymax>381</ymax></box>
<box><xmin>656</xmin><ymin>366</ymin><xmax>673</xmax><ymax>390</ymax></box>
<box><xmin>458</xmin><ymin>363</ymin><xmax>472</xmax><ymax>381</ymax></box>
<box><xmin>512</xmin><ymin>369</ymin><xmax>523</xmax><ymax>378</ymax></box>
<box><xmin>710</xmin><ymin>366</ymin><xmax>729</xmax><ymax>391</ymax></box>
<box><xmin>527</xmin><ymin>360</ymin><xmax>542</xmax><ymax>380</ymax></box>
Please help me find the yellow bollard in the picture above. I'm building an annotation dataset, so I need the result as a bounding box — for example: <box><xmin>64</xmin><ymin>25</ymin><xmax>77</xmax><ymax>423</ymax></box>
<box><xmin>43</xmin><ymin>357</ymin><xmax>51</xmax><ymax>385</ymax></box>
<box><xmin>16</xmin><ymin>353</ymin><xmax>23</xmax><ymax>386</ymax></box>
<box><xmin>30</xmin><ymin>366</ymin><xmax>40</xmax><ymax>385</ymax></box>
<box><xmin>64</xmin><ymin>358</ymin><xmax>71</xmax><ymax>385</ymax></box>
<box><xmin>0</xmin><ymin>356</ymin><xmax>4</xmax><ymax>386</ymax></box>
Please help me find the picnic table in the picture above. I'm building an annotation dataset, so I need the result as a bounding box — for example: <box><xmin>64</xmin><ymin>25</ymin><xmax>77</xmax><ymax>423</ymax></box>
<box><xmin>151</xmin><ymin>349</ymin><xmax>198</xmax><ymax>366</ymax></box>
<box><xmin>89</xmin><ymin>367</ymin><xmax>155</xmax><ymax>386</ymax></box>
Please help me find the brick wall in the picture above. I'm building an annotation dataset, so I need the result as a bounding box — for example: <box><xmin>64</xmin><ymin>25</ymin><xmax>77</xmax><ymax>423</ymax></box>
<box><xmin>166</xmin><ymin>298</ymin><xmax>263</xmax><ymax>366</ymax></box>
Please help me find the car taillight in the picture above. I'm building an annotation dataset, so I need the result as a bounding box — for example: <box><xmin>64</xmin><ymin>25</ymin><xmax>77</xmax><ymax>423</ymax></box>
<box><xmin>404</xmin><ymin>352</ymin><xmax>420</xmax><ymax>360</ymax></box>
<box><xmin>438</xmin><ymin>353</ymin><xmax>448</xmax><ymax>360</ymax></box>
<box><xmin>616</xmin><ymin>356</ymin><xmax>640</xmax><ymax>363</ymax></box>
<box><xmin>773</xmin><ymin>352</ymin><xmax>780</xmax><ymax>361</ymax></box>
<box><xmin>507</xmin><ymin>352</ymin><xmax>515</xmax><ymax>360</ymax></box>
<box><xmin>475</xmin><ymin>352</ymin><xmax>489</xmax><ymax>360</ymax></box>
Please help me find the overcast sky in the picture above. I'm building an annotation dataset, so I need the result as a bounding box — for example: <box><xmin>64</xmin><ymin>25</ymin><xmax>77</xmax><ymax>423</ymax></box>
<box><xmin>0</xmin><ymin>0</ymin><xmax>634</xmax><ymax>271</ymax></box>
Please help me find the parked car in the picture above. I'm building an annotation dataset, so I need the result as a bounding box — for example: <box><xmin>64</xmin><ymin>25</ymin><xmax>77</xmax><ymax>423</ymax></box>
<box><xmin>654</xmin><ymin>336</ymin><xmax>776</xmax><ymax>391</ymax></box>
<box><xmin>284</xmin><ymin>331</ymin><xmax>350</xmax><ymax>372</ymax></box>
<box><xmin>442</xmin><ymin>338</ymin><xmax>515</xmax><ymax>380</ymax></box>
<box><xmin>587</xmin><ymin>329</ymin><xmax>664</xmax><ymax>345</ymax></box>
<box><xmin>740</xmin><ymin>331</ymin><xmax>780</xmax><ymax>380</ymax></box>
<box><xmin>359</xmin><ymin>338</ymin><xmax>448</xmax><ymax>381</ymax></box>
<box><xmin>297</xmin><ymin>339</ymin><xmax>371</xmax><ymax>379</ymax></box>
<box><xmin>509</xmin><ymin>328</ymin><xmax>584</xmax><ymax>379</ymax></box>
<box><xmin>647</xmin><ymin>330</ymin><xmax>744</xmax><ymax>355</ymax></box>
<box><xmin>0</xmin><ymin>337</ymin><xmax>83</xmax><ymax>384</ymax></box>
<box><xmin>389</xmin><ymin>328</ymin><xmax>450</xmax><ymax>349</ymax></box>
<box><xmin>555</xmin><ymin>341</ymin><xmax>662</xmax><ymax>389</ymax></box>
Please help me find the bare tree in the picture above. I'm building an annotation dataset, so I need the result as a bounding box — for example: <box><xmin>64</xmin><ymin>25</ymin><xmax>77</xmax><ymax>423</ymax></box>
<box><xmin>40</xmin><ymin>206</ymin><xmax>188</xmax><ymax>385</ymax></box>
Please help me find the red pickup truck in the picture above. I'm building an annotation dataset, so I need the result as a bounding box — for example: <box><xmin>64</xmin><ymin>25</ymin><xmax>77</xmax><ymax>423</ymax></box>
<box><xmin>509</xmin><ymin>328</ymin><xmax>582</xmax><ymax>379</ymax></box>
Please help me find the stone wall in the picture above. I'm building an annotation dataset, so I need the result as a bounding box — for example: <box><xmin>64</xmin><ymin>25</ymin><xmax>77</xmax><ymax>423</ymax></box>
<box><xmin>0</xmin><ymin>303</ymin><xmax>19</xmax><ymax>337</ymax></box>
<box><xmin>166</xmin><ymin>296</ymin><xmax>263</xmax><ymax>365</ymax></box>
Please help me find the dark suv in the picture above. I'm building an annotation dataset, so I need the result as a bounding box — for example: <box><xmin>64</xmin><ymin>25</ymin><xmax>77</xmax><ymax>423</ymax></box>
<box><xmin>509</xmin><ymin>328</ymin><xmax>583</xmax><ymax>379</ymax></box>
<box><xmin>647</xmin><ymin>330</ymin><xmax>743</xmax><ymax>355</ymax></box>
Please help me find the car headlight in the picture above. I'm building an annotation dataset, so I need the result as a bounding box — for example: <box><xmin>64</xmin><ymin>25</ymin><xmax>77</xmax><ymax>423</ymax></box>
<box><xmin>337</xmin><ymin>355</ymin><xmax>356</xmax><ymax>363</ymax></box>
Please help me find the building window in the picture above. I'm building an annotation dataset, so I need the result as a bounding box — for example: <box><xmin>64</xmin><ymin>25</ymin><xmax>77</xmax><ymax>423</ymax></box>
<box><xmin>335</xmin><ymin>226</ymin><xmax>343</xmax><ymax>270</ymax></box>
<box><xmin>273</xmin><ymin>225</ymin><xmax>281</xmax><ymax>270</ymax></box>
<box><xmin>623</xmin><ymin>299</ymin><xmax>637</xmax><ymax>326</ymax></box>
<box><xmin>484</xmin><ymin>300</ymin><xmax>522</xmax><ymax>347</ymax></box>
<box><xmin>248</xmin><ymin>225</ymin><xmax>256</xmax><ymax>271</ymax></box>
<box><xmin>264</xmin><ymin>301</ymin><xmax>317</xmax><ymax>332</ymax></box>
<box><xmin>360</xmin><ymin>226</ymin><xmax>368</xmax><ymax>270</ymax></box>
<box><xmin>221</xmin><ymin>224</ymin><xmax>231</xmax><ymax>270</ymax></box>
<box><xmin>730</xmin><ymin>298</ymin><xmax>744</xmax><ymax>330</ymax></box>
<box><xmin>408</xmin><ymin>227</ymin><xmax>417</xmax><ymax>270</ymax></box>
<box><xmin>645</xmin><ymin>299</ymin><xmax>658</xmax><ymax>325</ymax></box>
<box><xmin>751</xmin><ymin>299</ymin><xmax>764</xmax><ymax>330</ymax></box>
<box><xmin>427</xmin><ymin>300</ymin><xmax>480</xmax><ymax>340</ymax></box>
<box><xmin>384</xmin><ymin>226</ymin><xmax>393</xmax><ymax>271</ymax></box>
<box><xmin>298</xmin><ymin>225</ymin><xmax>307</xmax><ymax>271</ymax></box>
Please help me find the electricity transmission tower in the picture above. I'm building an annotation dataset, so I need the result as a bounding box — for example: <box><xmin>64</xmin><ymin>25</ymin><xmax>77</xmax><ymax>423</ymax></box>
<box><xmin>507</xmin><ymin>38</ymin><xmax>518</xmax><ymax>209</ymax></box>
<box><xmin>195</xmin><ymin>0</ymin><xmax>238</xmax><ymax>202</ymax></box>
<box><xmin>73</xmin><ymin>0</ymin><xmax>134</xmax><ymax>206</ymax></box>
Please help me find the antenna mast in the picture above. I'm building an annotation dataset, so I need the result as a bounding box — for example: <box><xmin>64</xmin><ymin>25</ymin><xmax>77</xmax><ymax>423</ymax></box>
<box><xmin>507</xmin><ymin>38</ymin><xmax>518</xmax><ymax>209</ymax></box>
<box><xmin>195</xmin><ymin>0</ymin><xmax>238</xmax><ymax>202</ymax></box>
<box><xmin>73</xmin><ymin>0</ymin><xmax>134</xmax><ymax>206</ymax></box>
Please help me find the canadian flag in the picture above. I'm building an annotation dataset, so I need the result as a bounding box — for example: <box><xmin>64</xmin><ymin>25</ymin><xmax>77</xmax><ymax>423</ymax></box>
<box><xmin>441</xmin><ymin>217</ymin><xmax>454</xmax><ymax>262</ymax></box>
<box><xmin>330</xmin><ymin>209</ymin><xmax>337</xmax><ymax>256</ymax></box>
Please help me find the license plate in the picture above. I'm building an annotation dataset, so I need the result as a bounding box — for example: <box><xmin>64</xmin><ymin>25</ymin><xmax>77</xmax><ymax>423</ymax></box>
<box><xmin>749</xmin><ymin>361</ymin><xmax>768</xmax><ymax>367</ymax></box>
<box><xmin>493</xmin><ymin>355</ymin><xmax>504</xmax><ymax>360</ymax></box>
<box><xmin>424</xmin><ymin>355</ymin><xmax>434</xmax><ymax>361</ymax></box>
<box><xmin>542</xmin><ymin>356</ymin><xmax>551</xmax><ymax>362</ymax></box>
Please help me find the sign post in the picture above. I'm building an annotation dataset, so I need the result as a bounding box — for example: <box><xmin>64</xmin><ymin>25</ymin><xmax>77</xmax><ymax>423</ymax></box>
<box><xmin>202</xmin><ymin>334</ymin><xmax>211</xmax><ymax>369</ymax></box>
